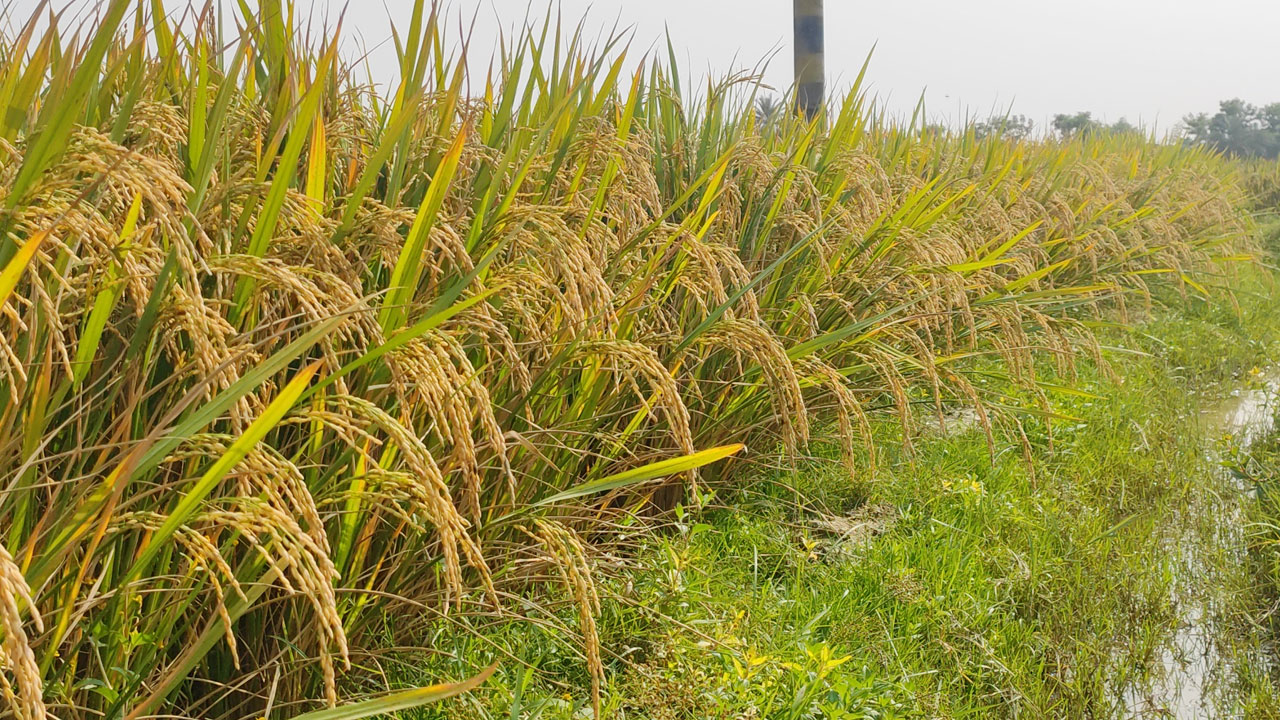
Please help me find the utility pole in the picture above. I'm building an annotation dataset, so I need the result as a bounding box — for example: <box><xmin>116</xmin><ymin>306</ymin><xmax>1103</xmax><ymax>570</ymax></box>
<box><xmin>793</xmin><ymin>0</ymin><xmax>824</xmax><ymax>119</ymax></box>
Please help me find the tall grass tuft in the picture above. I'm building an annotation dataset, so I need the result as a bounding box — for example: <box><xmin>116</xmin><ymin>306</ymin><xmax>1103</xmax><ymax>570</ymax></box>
<box><xmin>0</xmin><ymin>0</ymin><xmax>1263</xmax><ymax>717</ymax></box>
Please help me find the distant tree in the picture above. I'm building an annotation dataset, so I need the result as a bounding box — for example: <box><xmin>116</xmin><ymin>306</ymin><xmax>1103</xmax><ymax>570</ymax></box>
<box><xmin>1109</xmin><ymin>117</ymin><xmax>1138</xmax><ymax>135</ymax></box>
<box><xmin>973</xmin><ymin>114</ymin><xmax>1035</xmax><ymax>140</ymax></box>
<box><xmin>1052</xmin><ymin>112</ymin><xmax>1099</xmax><ymax>137</ymax></box>
<box><xmin>755</xmin><ymin>94</ymin><xmax>784</xmax><ymax>127</ymax></box>
<box><xmin>1182</xmin><ymin>99</ymin><xmax>1280</xmax><ymax>159</ymax></box>
<box><xmin>1052</xmin><ymin>112</ymin><xmax>1141</xmax><ymax>138</ymax></box>
<box><xmin>921</xmin><ymin>122</ymin><xmax>950</xmax><ymax>139</ymax></box>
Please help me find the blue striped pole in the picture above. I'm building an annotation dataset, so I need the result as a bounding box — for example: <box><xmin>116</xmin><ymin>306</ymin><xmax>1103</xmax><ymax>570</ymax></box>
<box><xmin>794</xmin><ymin>0</ymin><xmax>824</xmax><ymax>119</ymax></box>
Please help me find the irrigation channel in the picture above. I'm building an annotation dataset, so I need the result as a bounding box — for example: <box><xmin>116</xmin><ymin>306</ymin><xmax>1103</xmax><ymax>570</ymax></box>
<box><xmin>1122</xmin><ymin>369</ymin><xmax>1280</xmax><ymax>718</ymax></box>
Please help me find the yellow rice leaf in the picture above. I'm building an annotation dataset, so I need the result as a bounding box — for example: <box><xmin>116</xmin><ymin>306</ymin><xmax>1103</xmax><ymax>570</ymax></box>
<box><xmin>290</xmin><ymin>662</ymin><xmax>497</xmax><ymax>720</ymax></box>
<box><xmin>0</xmin><ymin>228</ymin><xmax>48</xmax><ymax>309</ymax></box>
<box><xmin>533</xmin><ymin>444</ymin><xmax>746</xmax><ymax>509</ymax></box>
<box><xmin>946</xmin><ymin>258</ymin><xmax>1014</xmax><ymax>273</ymax></box>
<box><xmin>306</xmin><ymin>111</ymin><xmax>327</xmax><ymax>210</ymax></box>
<box><xmin>1180</xmin><ymin>273</ymin><xmax>1210</xmax><ymax>297</ymax></box>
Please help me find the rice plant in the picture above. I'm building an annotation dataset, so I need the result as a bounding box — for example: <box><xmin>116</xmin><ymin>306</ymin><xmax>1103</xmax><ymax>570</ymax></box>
<box><xmin>0</xmin><ymin>0</ymin><xmax>1261</xmax><ymax>718</ymax></box>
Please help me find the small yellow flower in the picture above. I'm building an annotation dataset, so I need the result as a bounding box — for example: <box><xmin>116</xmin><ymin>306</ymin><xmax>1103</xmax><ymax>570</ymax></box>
<box><xmin>943</xmin><ymin>475</ymin><xmax>984</xmax><ymax>496</ymax></box>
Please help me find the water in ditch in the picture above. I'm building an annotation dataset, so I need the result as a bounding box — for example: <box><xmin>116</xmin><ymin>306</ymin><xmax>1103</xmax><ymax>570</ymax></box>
<box><xmin>1121</xmin><ymin>371</ymin><xmax>1280</xmax><ymax>718</ymax></box>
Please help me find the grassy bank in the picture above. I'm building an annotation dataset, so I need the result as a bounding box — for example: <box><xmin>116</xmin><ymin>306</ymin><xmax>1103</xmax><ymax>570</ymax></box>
<box><xmin>0</xmin><ymin>0</ymin><xmax>1272</xmax><ymax>717</ymax></box>
<box><xmin>1212</xmin><ymin>216</ymin><xmax>1280</xmax><ymax>719</ymax></box>
<box><xmin>405</xmin><ymin>263</ymin><xmax>1280</xmax><ymax>719</ymax></box>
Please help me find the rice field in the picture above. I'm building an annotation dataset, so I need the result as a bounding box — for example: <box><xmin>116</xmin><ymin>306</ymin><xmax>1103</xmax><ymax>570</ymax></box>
<box><xmin>0</xmin><ymin>0</ymin><xmax>1269</xmax><ymax>718</ymax></box>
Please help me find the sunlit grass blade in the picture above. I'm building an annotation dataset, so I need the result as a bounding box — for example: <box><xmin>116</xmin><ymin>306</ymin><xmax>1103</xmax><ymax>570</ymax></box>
<box><xmin>289</xmin><ymin>663</ymin><xmax>498</xmax><ymax>720</ymax></box>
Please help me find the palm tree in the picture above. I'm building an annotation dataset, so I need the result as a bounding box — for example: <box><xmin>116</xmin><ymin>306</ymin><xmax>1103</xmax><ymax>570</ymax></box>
<box><xmin>756</xmin><ymin>94</ymin><xmax>784</xmax><ymax>127</ymax></box>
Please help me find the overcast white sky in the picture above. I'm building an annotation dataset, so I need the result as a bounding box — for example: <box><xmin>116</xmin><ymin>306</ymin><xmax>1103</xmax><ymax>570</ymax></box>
<box><xmin>329</xmin><ymin>0</ymin><xmax>1280</xmax><ymax>134</ymax></box>
<box><xmin>15</xmin><ymin>0</ymin><xmax>1280</xmax><ymax>134</ymax></box>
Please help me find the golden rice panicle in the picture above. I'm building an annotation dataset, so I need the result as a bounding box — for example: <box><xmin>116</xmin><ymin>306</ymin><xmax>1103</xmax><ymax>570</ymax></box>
<box><xmin>502</xmin><ymin>205</ymin><xmax>618</xmax><ymax>332</ymax></box>
<box><xmin>866</xmin><ymin>348</ymin><xmax>916</xmax><ymax>460</ymax></box>
<box><xmin>669</xmin><ymin>232</ymin><xmax>763</xmax><ymax>322</ymax></box>
<box><xmin>200</xmin><ymin>502</ymin><xmax>349</xmax><ymax>705</ymax></box>
<box><xmin>579</xmin><ymin>340</ymin><xmax>696</xmax><ymax>457</ymax></box>
<box><xmin>113</xmin><ymin>511</ymin><xmax>248</xmax><ymax>668</ymax></box>
<box><xmin>534</xmin><ymin>519</ymin><xmax>603</xmax><ymax>719</ymax></box>
<box><xmin>329</xmin><ymin>393</ymin><xmax>497</xmax><ymax>608</ymax></box>
<box><xmin>944</xmin><ymin>369</ymin><xmax>997</xmax><ymax>460</ymax></box>
<box><xmin>799</xmin><ymin>357</ymin><xmax>875</xmax><ymax>477</ymax></box>
<box><xmin>389</xmin><ymin>333</ymin><xmax>511</xmax><ymax>521</ymax></box>
<box><xmin>448</xmin><ymin>308</ymin><xmax>534</xmax><ymax>394</ymax></box>
<box><xmin>699</xmin><ymin>318</ymin><xmax>809</xmax><ymax>455</ymax></box>
<box><xmin>169</xmin><ymin>435</ymin><xmax>330</xmax><ymax>552</ymax></box>
<box><xmin>0</xmin><ymin>542</ymin><xmax>44</xmax><ymax>720</ymax></box>
<box><xmin>209</xmin><ymin>254</ymin><xmax>382</xmax><ymax>396</ymax></box>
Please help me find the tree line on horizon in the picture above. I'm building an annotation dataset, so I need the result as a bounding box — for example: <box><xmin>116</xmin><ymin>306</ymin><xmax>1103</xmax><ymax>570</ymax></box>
<box><xmin>756</xmin><ymin>94</ymin><xmax>1280</xmax><ymax>160</ymax></box>
<box><xmin>981</xmin><ymin>101</ymin><xmax>1280</xmax><ymax>160</ymax></box>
